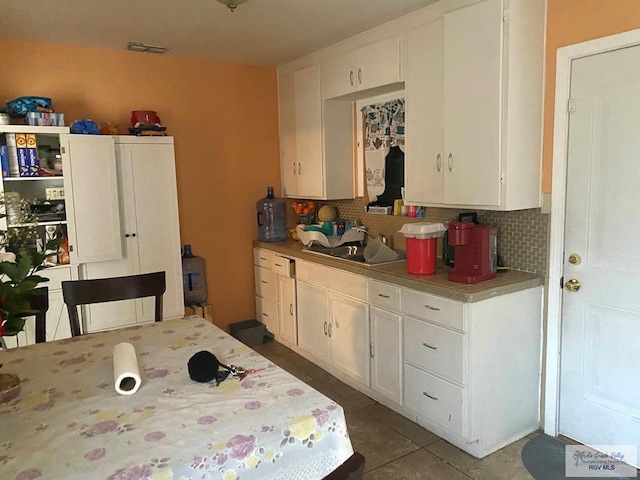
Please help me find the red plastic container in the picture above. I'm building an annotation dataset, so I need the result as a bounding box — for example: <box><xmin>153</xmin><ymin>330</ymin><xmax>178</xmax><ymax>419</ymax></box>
<box><xmin>406</xmin><ymin>237</ymin><xmax>438</xmax><ymax>274</ymax></box>
<box><xmin>399</xmin><ymin>222</ymin><xmax>447</xmax><ymax>275</ymax></box>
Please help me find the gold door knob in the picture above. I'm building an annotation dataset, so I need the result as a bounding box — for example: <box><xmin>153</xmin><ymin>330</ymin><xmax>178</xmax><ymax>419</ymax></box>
<box><xmin>564</xmin><ymin>278</ymin><xmax>581</xmax><ymax>292</ymax></box>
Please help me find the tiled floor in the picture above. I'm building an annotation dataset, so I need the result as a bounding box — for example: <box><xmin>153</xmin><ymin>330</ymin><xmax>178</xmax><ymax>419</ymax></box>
<box><xmin>253</xmin><ymin>338</ymin><xmax>537</xmax><ymax>479</ymax></box>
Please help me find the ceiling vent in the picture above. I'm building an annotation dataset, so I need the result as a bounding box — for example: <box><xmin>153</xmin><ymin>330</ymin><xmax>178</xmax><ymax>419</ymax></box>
<box><xmin>126</xmin><ymin>42</ymin><xmax>171</xmax><ymax>54</ymax></box>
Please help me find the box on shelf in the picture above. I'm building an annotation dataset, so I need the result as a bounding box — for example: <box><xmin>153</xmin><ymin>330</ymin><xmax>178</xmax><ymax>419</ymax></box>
<box><xmin>184</xmin><ymin>303</ymin><xmax>213</xmax><ymax>323</ymax></box>
<box><xmin>26</xmin><ymin>112</ymin><xmax>65</xmax><ymax>126</ymax></box>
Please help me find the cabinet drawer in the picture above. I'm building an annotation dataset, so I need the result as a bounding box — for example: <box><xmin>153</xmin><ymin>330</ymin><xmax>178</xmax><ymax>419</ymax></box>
<box><xmin>404</xmin><ymin>316</ymin><xmax>465</xmax><ymax>385</ymax></box>
<box><xmin>404</xmin><ymin>363</ymin><xmax>465</xmax><ymax>437</ymax></box>
<box><xmin>256</xmin><ymin>296</ymin><xmax>278</xmax><ymax>335</ymax></box>
<box><xmin>403</xmin><ymin>289</ymin><xmax>466</xmax><ymax>332</ymax></box>
<box><xmin>271</xmin><ymin>256</ymin><xmax>292</xmax><ymax>277</ymax></box>
<box><xmin>297</xmin><ymin>261</ymin><xmax>367</xmax><ymax>301</ymax></box>
<box><xmin>254</xmin><ymin>266</ymin><xmax>277</xmax><ymax>302</ymax></box>
<box><xmin>369</xmin><ymin>280</ymin><xmax>401</xmax><ymax>311</ymax></box>
<box><xmin>253</xmin><ymin>248</ymin><xmax>275</xmax><ymax>268</ymax></box>
<box><xmin>43</xmin><ymin>266</ymin><xmax>72</xmax><ymax>292</ymax></box>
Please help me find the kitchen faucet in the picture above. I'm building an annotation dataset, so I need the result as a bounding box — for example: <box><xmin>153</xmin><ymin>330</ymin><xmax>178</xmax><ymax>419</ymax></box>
<box><xmin>354</xmin><ymin>227</ymin><xmax>388</xmax><ymax>245</ymax></box>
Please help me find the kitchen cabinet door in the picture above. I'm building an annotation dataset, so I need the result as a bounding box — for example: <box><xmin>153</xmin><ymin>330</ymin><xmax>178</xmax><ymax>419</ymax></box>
<box><xmin>125</xmin><ymin>142</ymin><xmax>183</xmax><ymax>321</ymax></box>
<box><xmin>370</xmin><ymin>307</ymin><xmax>403</xmax><ymax>405</ymax></box>
<box><xmin>321</xmin><ymin>36</ymin><xmax>401</xmax><ymax>100</ymax></box>
<box><xmin>62</xmin><ymin>134</ymin><xmax>122</xmax><ymax>264</ymax></box>
<box><xmin>278</xmin><ymin>71</ymin><xmax>298</xmax><ymax>198</ymax></box>
<box><xmin>405</xmin><ymin>18</ymin><xmax>445</xmax><ymax>205</ymax></box>
<box><xmin>278</xmin><ymin>275</ymin><xmax>297</xmax><ymax>345</ymax></box>
<box><xmin>293</xmin><ymin>65</ymin><xmax>324</xmax><ymax>198</ymax></box>
<box><xmin>330</xmin><ymin>293</ymin><xmax>370</xmax><ymax>386</ymax></box>
<box><xmin>297</xmin><ymin>280</ymin><xmax>330</xmax><ymax>359</ymax></box>
<box><xmin>443</xmin><ymin>0</ymin><xmax>502</xmax><ymax>206</ymax></box>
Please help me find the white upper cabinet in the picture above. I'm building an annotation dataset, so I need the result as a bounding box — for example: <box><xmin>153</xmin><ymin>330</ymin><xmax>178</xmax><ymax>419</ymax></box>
<box><xmin>278</xmin><ymin>65</ymin><xmax>354</xmax><ymax>200</ymax></box>
<box><xmin>405</xmin><ymin>0</ymin><xmax>545</xmax><ymax>210</ymax></box>
<box><xmin>321</xmin><ymin>36</ymin><xmax>401</xmax><ymax>100</ymax></box>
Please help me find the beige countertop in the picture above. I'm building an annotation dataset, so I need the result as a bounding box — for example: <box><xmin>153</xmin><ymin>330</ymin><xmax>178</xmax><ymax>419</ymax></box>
<box><xmin>253</xmin><ymin>240</ymin><xmax>544</xmax><ymax>303</ymax></box>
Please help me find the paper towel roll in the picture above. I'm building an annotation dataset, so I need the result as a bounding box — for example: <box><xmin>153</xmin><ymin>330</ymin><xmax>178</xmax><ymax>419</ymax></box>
<box><xmin>113</xmin><ymin>342</ymin><xmax>142</xmax><ymax>395</ymax></box>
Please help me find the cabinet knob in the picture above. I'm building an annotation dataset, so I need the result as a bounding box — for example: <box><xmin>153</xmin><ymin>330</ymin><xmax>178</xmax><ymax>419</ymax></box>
<box><xmin>125</xmin><ymin>234</ymin><xmax>130</xmax><ymax>238</ymax></box>
<box><xmin>132</xmin><ymin>233</ymin><xmax>136</xmax><ymax>237</ymax></box>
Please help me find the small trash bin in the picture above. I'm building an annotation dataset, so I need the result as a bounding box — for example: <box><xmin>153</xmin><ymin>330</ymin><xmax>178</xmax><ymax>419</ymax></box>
<box><xmin>229</xmin><ymin>319</ymin><xmax>266</xmax><ymax>347</ymax></box>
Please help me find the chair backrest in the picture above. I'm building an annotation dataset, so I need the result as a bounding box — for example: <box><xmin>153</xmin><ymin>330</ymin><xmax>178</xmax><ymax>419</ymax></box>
<box><xmin>27</xmin><ymin>287</ymin><xmax>49</xmax><ymax>344</ymax></box>
<box><xmin>62</xmin><ymin>272</ymin><xmax>166</xmax><ymax>337</ymax></box>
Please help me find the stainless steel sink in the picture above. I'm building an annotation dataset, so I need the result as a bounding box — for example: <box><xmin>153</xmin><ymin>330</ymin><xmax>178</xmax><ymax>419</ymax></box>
<box><xmin>304</xmin><ymin>244</ymin><xmax>406</xmax><ymax>266</ymax></box>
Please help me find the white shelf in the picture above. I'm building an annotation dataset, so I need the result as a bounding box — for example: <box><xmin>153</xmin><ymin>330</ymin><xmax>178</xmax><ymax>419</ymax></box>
<box><xmin>4</xmin><ymin>176</ymin><xmax>64</xmax><ymax>181</ymax></box>
<box><xmin>0</xmin><ymin>125</ymin><xmax>69</xmax><ymax>134</ymax></box>
<box><xmin>9</xmin><ymin>220</ymin><xmax>67</xmax><ymax>228</ymax></box>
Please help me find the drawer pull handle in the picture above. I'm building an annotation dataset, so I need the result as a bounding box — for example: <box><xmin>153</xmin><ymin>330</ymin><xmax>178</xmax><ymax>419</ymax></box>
<box><xmin>275</xmin><ymin>263</ymin><xmax>283</xmax><ymax>267</ymax></box>
<box><xmin>422</xmin><ymin>342</ymin><xmax>438</xmax><ymax>350</ymax></box>
<box><xmin>260</xmin><ymin>257</ymin><xmax>267</xmax><ymax>261</ymax></box>
<box><xmin>261</xmin><ymin>280</ymin><xmax>268</xmax><ymax>284</ymax></box>
<box><xmin>290</xmin><ymin>303</ymin><xmax>294</xmax><ymax>316</ymax></box>
<box><xmin>323</xmin><ymin>321</ymin><xmax>328</xmax><ymax>335</ymax></box>
<box><xmin>262</xmin><ymin>313</ymin><xmax>269</xmax><ymax>317</ymax></box>
<box><xmin>423</xmin><ymin>392</ymin><xmax>439</xmax><ymax>401</ymax></box>
<box><xmin>424</xmin><ymin>304</ymin><xmax>441</xmax><ymax>311</ymax></box>
<box><xmin>377</xmin><ymin>293</ymin><xmax>390</xmax><ymax>299</ymax></box>
<box><xmin>328</xmin><ymin>322</ymin><xmax>332</xmax><ymax>338</ymax></box>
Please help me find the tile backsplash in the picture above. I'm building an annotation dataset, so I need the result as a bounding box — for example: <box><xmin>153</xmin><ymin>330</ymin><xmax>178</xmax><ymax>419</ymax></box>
<box><xmin>320</xmin><ymin>198</ymin><xmax>550</xmax><ymax>275</ymax></box>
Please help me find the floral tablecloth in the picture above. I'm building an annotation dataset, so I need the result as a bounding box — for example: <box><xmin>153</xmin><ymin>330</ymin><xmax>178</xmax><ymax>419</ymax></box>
<box><xmin>1</xmin><ymin>317</ymin><xmax>353</xmax><ymax>480</ymax></box>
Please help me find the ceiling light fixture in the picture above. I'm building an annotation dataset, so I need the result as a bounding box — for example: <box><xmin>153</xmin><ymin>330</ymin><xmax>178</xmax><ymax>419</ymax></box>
<box><xmin>216</xmin><ymin>0</ymin><xmax>248</xmax><ymax>13</ymax></box>
<box><xmin>126</xmin><ymin>42</ymin><xmax>171</xmax><ymax>54</ymax></box>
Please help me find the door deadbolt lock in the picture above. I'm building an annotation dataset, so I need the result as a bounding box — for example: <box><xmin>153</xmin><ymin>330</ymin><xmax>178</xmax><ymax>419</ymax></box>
<box><xmin>564</xmin><ymin>278</ymin><xmax>581</xmax><ymax>293</ymax></box>
<box><xmin>568</xmin><ymin>254</ymin><xmax>582</xmax><ymax>265</ymax></box>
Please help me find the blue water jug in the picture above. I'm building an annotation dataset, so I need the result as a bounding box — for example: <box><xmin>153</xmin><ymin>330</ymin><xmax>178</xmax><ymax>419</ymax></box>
<box><xmin>257</xmin><ymin>187</ymin><xmax>286</xmax><ymax>242</ymax></box>
<box><xmin>182</xmin><ymin>244</ymin><xmax>207</xmax><ymax>306</ymax></box>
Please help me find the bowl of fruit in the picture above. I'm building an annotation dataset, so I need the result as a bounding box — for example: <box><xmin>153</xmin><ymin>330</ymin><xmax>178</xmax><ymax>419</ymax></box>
<box><xmin>292</xmin><ymin>201</ymin><xmax>316</xmax><ymax>224</ymax></box>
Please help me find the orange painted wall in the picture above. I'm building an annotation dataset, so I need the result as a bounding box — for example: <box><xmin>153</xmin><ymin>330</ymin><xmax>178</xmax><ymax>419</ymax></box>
<box><xmin>543</xmin><ymin>0</ymin><xmax>640</xmax><ymax>192</ymax></box>
<box><xmin>0</xmin><ymin>38</ymin><xmax>281</xmax><ymax>331</ymax></box>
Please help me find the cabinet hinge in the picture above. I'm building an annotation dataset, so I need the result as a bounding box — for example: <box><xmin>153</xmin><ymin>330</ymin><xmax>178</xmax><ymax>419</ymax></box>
<box><xmin>61</xmin><ymin>146</ymin><xmax>66</xmax><ymax>154</ymax></box>
<box><xmin>560</xmin><ymin>275</ymin><xmax>564</xmax><ymax>289</ymax></box>
<box><xmin>568</xmin><ymin>98</ymin><xmax>576</xmax><ymax>113</ymax></box>
<box><xmin>502</xmin><ymin>8</ymin><xmax>508</xmax><ymax>22</ymax></box>
<box><xmin>499</xmin><ymin>173</ymin><xmax>504</xmax><ymax>183</ymax></box>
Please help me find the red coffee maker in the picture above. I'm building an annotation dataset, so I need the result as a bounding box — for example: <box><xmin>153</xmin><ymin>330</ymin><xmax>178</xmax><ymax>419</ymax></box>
<box><xmin>447</xmin><ymin>222</ymin><xmax>497</xmax><ymax>283</ymax></box>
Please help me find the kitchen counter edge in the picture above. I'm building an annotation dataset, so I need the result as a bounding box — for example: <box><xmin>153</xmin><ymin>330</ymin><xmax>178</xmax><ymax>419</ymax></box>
<box><xmin>253</xmin><ymin>240</ymin><xmax>544</xmax><ymax>303</ymax></box>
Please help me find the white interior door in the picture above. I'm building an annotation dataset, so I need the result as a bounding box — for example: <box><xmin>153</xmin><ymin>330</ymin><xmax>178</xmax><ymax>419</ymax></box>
<box><xmin>559</xmin><ymin>44</ymin><xmax>640</xmax><ymax>451</ymax></box>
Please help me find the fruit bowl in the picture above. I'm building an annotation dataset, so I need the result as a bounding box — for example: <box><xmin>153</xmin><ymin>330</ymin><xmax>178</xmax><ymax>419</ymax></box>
<box><xmin>292</xmin><ymin>201</ymin><xmax>316</xmax><ymax>217</ymax></box>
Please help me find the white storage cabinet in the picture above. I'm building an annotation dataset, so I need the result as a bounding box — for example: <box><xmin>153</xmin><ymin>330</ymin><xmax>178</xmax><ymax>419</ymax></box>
<box><xmin>278</xmin><ymin>65</ymin><xmax>354</xmax><ymax>200</ymax></box>
<box><xmin>253</xmin><ymin>248</ymin><xmax>297</xmax><ymax>347</ymax></box>
<box><xmin>296</xmin><ymin>260</ymin><xmax>370</xmax><ymax>386</ymax></box>
<box><xmin>404</xmin><ymin>0</ymin><xmax>544</xmax><ymax>210</ymax></box>
<box><xmin>320</xmin><ymin>36</ymin><xmax>402</xmax><ymax>100</ymax></box>
<box><xmin>401</xmin><ymin>285</ymin><xmax>543</xmax><ymax>457</ymax></box>
<box><xmin>83</xmin><ymin>137</ymin><xmax>183</xmax><ymax>333</ymax></box>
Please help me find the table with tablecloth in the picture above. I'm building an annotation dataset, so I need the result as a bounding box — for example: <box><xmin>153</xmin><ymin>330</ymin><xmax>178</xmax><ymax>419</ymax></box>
<box><xmin>1</xmin><ymin>317</ymin><xmax>353</xmax><ymax>479</ymax></box>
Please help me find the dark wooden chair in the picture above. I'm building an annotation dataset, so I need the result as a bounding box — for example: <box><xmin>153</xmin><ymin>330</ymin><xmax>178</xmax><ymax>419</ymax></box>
<box><xmin>61</xmin><ymin>271</ymin><xmax>166</xmax><ymax>337</ymax></box>
<box><xmin>323</xmin><ymin>452</ymin><xmax>366</xmax><ymax>480</ymax></box>
<box><xmin>27</xmin><ymin>287</ymin><xmax>49</xmax><ymax>344</ymax></box>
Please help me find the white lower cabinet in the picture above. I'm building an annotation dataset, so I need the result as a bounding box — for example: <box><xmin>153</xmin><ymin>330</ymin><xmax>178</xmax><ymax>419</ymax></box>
<box><xmin>296</xmin><ymin>260</ymin><xmax>370</xmax><ymax>386</ymax></box>
<box><xmin>370</xmin><ymin>306</ymin><xmax>402</xmax><ymax>405</ymax></box>
<box><xmin>278</xmin><ymin>276</ymin><xmax>297</xmax><ymax>345</ymax></box>
<box><xmin>253</xmin><ymin>248</ymin><xmax>297</xmax><ymax>346</ymax></box>
<box><xmin>329</xmin><ymin>293</ymin><xmax>370</xmax><ymax>386</ymax></box>
<box><xmin>297</xmin><ymin>280</ymin><xmax>330</xmax><ymax>358</ymax></box>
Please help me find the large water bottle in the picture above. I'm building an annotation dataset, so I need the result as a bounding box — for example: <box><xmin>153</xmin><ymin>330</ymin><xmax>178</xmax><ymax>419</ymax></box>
<box><xmin>257</xmin><ymin>186</ymin><xmax>286</xmax><ymax>242</ymax></box>
<box><xmin>182</xmin><ymin>244</ymin><xmax>207</xmax><ymax>306</ymax></box>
